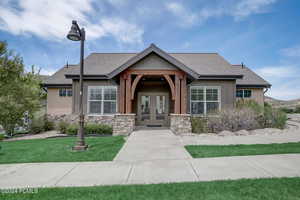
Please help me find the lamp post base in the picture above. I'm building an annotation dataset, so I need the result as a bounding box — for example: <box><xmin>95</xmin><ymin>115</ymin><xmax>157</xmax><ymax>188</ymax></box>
<box><xmin>72</xmin><ymin>145</ymin><xmax>88</xmax><ymax>151</ymax></box>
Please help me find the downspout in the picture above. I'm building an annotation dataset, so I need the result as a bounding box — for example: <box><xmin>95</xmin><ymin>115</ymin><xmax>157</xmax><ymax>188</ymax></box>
<box><xmin>263</xmin><ymin>88</ymin><xmax>269</xmax><ymax>104</ymax></box>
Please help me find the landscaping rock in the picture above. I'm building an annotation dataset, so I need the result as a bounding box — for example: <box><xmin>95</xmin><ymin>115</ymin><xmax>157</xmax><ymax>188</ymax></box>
<box><xmin>218</xmin><ymin>130</ymin><xmax>234</xmax><ymax>136</ymax></box>
<box><xmin>263</xmin><ymin>128</ymin><xmax>283</xmax><ymax>134</ymax></box>
<box><xmin>234</xmin><ymin>130</ymin><xmax>249</xmax><ymax>136</ymax></box>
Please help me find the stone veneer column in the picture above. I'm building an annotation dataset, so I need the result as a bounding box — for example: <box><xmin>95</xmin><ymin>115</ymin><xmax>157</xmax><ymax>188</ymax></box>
<box><xmin>170</xmin><ymin>114</ymin><xmax>192</xmax><ymax>135</ymax></box>
<box><xmin>113</xmin><ymin>114</ymin><xmax>135</xmax><ymax>136</ymax></box>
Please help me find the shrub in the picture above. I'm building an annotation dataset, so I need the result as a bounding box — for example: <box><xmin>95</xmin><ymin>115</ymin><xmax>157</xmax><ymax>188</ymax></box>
<box><xmin>62</xmin><ymin>123</ymin><xmax>113</xmax><ymax>135</ymax></box>
<box><xmin>237</xmin><ymin>99</ymin><xmax>264</xmax><ymax>114</ymax></box>
<box><xmin>191</xmin><ymin>117</ymin><xmax>209</xmax><ymax>134</ymax></box>
<box><xmin>280</xmin><ymin>107</ymin><xmax>295</xmax><ymax>114</ymax></box>
<box><xmin>43</xmin><ymin>115</ymin><xmax>55</xmax><ymax>131</ymax></box>
<box><xmin>295</xmin><ymin>106</ymin><xmax>300</xmax><ymax>113</ymax></box>
<box><xmin>263</xmin><ymin>105</ymin><xmax>287</xmax><ymax>129</ymax></box>
<box><xmin>30</xmin><ymin>117</ymin><xmax>44</xmax><ymax>134</ymax></box>
<box><xmin>207</xmin><ymin>107</ymin><xmax>262</xmax><ymax>133</ymax></box>
<box><xmin>66</xmin><ymin>124</ymin><xmax>79</xmax><ymax>135</ymax></box>
<box><xmin>84</xmin><ymin>123</ymin><xmax>112</xmax><ymax>135</ymax></box>
<box><xmin>0</xmin><ymin>134</ymin><xmax>3</xmax><ymax>151</ymax></box>
<box><xmin>57</xmin><ymin>121</ymin><xmax>68</xmax><ymax>134</ymax></box>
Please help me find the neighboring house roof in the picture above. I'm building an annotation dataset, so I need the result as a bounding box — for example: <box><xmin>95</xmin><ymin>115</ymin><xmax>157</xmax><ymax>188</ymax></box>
<box><xmin>65</xmin><ymin>44</ymin><xmax>243</xmax><ymax>79</ymax></box>
<box><xmin>38</xmin><ymin>75</ymin><xmax>50</xmax><ymax>82</ymax></box>
<box><xmin>43</xmin><ymin>65</ymin><xmax>76</xmax><ymax>86</ymax></box>
<box><xmin>232</xmin><ymin>65</ymin><xmax>271</xmax><ymax>88</ymax></box>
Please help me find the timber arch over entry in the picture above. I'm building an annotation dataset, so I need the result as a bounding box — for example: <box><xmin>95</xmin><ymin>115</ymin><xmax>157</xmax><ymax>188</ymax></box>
<box><xmin>119</xmin><ymin>69</ymin><xmax>187</xmax><ymax>115</ymax></box>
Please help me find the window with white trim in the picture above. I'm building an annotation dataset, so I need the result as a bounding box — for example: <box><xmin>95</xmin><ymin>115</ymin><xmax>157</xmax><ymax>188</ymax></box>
<box><xmin>88</xmin><ymin>86</ymin><xmax>117</xmax><ymax>115</ymax></box>
<box><xmin>59</xmin><ymin>88</ymin><xmax>72</xmax><ymax>97</ymax></box>
<box><xmin>190</xmin><ymin>86</ymin><xmax>221</xmax><ymax>115</ymax></box>
<box><xmin>236</xmin><ymin>89</ymin><xmax>252</xmax><ymax>98</ymax></box>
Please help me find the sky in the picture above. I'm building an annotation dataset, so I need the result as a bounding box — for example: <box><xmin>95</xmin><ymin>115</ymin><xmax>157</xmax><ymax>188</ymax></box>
<box><xmin>0</xmin><ymin>0</ymin><xmax>300</xmax><ymax>100</ymax></box>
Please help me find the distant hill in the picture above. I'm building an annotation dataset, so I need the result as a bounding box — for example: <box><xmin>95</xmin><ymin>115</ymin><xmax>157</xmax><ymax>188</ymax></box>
<box><xmin>265</xmin><ymin>96</ymin><xmax>300</xmax><ymax>109</ymax></box>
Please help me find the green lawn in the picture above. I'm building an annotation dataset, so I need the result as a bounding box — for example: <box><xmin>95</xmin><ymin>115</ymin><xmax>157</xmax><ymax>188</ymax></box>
<box><xmin>1</xmin><ymin>178</ymin><xmax>300</xmax><ymax>200</ymax></box>
<box><xmin>185</xmin><ymin>142</ymin><xmax>300</xmax><ymax>158</ymax></box>
<box><xmin>0</xmin><ymin>136</ymin><xmax>125</xmax><ymax>164</ymax></box>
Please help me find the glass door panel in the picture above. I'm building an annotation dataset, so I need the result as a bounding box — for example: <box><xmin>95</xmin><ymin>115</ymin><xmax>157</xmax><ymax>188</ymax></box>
<box><xmin>155</xmin><ymin>95</ymin><xmax>166</xmax><ymax>120</ymax></box>
<box><xmin>141</xmin><ymin>95</ymin><xmax>151</xmax><ymax>121</ymax></box>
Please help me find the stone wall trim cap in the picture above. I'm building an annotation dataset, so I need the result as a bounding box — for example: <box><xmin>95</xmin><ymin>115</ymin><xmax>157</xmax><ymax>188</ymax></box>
<box><xmin>170</xmin><ymin>114</ymin><xmax>191</xmax><ymax>117</ymax></box>
<box><xmin>115</xmin><ymin>113</ymin><xmax>136</xmax><ymax>116</ymax></box>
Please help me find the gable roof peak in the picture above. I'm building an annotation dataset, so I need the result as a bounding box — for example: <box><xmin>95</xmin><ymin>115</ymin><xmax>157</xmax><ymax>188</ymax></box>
<box><xmin>107</xmin><ymin>43</ymin><xmax>199</xmax><ymax>79</ymax></box>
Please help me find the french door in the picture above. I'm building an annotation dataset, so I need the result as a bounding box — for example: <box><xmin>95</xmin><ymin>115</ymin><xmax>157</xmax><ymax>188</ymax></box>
<box><xmin>137</xmin><ymin>92</ymin><xmax>169</xmax><ymax>126</ymax></box>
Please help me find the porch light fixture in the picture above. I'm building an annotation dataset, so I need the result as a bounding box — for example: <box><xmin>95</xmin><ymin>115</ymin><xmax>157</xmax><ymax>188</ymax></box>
<box><xmin>67</xmin><ymin>20</ymin><xmax>87</xmax><ymax>151</ymax></box>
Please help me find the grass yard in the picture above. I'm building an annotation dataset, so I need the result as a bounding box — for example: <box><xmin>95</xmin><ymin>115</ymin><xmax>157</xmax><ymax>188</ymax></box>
<box><xmin>1</xmin><ymin>178</ymin><xmax>300</xmax><ymax>200</ymax></box>
<box><xmin>0</xmin><ymin>136</ymin><xmax>125</xmax><ymax>164</ymax></box>
<box><xmin>185</xmin><ymin>142</ymin><xmax>300</xmax><ymax>158</ymax></box>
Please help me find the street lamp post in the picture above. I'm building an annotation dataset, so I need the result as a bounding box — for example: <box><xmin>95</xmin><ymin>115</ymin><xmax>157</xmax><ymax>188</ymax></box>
<box><xmin>67</xmin><ymin>20</ymin><xmax>88</xmax><ymax>151</ymax></box>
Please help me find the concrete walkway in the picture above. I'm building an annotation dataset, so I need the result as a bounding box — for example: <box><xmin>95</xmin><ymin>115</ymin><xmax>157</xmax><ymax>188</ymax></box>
<box><xmin>1</xmin><ymin>154</ymin><xmax>300</xmax><ymax>188</ymax></box>
<box><xmin>4</xmin><ymin>130</ymin><xmax>65</xmax><ymax>141</ymax></box>
<box><xmin>1</xmin><ymin>129</ymin><xmax>300</xmax><ymax>189</ymax></box>
<box><xmin>114</xmin><ymin>129</ymin><xmax>191</xmax><ymax>162</ymax></box>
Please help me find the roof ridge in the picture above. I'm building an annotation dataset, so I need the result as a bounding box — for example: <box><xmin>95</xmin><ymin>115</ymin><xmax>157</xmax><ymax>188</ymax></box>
<box><xmin>89</xmin><ymin>52</ymin><xmax>219</xmax><ymax>54</ymax></box>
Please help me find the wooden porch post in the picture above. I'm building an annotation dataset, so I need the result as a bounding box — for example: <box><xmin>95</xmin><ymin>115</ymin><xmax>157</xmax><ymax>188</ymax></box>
<box><xmin>119</xmin><ymin>74</ymin><xmax>126</xmax><ymax>114</ymax></box>
<box><xmin>180</xmin><ymin>74</ymin><xmax>187</xmax><ymax>114</ymax></box>
<box><xmin>125</xmin><ymin>73</ymin><xmax>132</xmax><ymax>113</ymax></box>
<box><xmin>174</xmin><ymin>74</ymin><xmax>181</xmax><ymax>114</ymax></box>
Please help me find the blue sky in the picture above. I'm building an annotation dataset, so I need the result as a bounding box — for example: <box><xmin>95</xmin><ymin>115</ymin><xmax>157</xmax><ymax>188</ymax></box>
<box><xmin>0</xmin><ymin>0</ymin><xmax>300</xmax><ymax>100</ymax></box>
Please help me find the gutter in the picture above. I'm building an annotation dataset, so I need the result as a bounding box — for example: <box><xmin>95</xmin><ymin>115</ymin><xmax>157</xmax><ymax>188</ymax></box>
<box><xmin>65</xmin><ymin>74</ymin><xmax>108</xmax><ymax>80</ymax></box>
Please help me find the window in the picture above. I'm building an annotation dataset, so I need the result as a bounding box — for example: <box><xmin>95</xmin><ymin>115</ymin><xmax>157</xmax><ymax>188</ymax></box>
<box><xmin>190</xmin><ymin>86</ymin><xmax>221</xmax><ymax>115</ymax></box>
<box><xmin>88</xmin><ymin>86</ymin><xmax>117</xmax><ymax>115</ymax></box>
<box><xmin>236</xmin><ymin>89</ymin><xmax>252</xmax><ymax>98</ymax></box>
<box><xmin>59</xmin><ymin>88</ymin><xmax>72</xmax><ymax>97</ymax></box>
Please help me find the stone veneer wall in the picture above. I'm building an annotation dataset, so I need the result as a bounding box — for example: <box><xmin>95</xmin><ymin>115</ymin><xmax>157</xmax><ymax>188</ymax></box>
<box><xmin>47</xmin><ymin>114</ymin><xmax>135</xmax><ymax>136</ymax></box>
<box><xmin>113</xmin><ymin>114</ymin><xmax>136</xmax><ymax>136</ymax></box>
<box><xmin>47</xmin><ymin>114</ymin><xmax>114</xmax><ymax>126</ymax></box>
<box><xmin>170</xmin><ymin>114</ymin><xmax>192</xmax><ymax>135</ymax></box>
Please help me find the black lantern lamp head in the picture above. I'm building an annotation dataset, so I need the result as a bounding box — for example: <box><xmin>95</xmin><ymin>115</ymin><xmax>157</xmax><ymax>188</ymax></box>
<box><xmin>67</xmin><ymin>21</ymin><xmax>81</xmax><ymax>41</ymax></box>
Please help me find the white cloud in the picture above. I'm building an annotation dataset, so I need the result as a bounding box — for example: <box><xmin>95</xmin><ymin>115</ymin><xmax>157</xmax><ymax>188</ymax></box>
<box><xmin>0</xmin><ymin>0</ymin><xmax>143</xmax><ymax>44</ymax></box>
<box><xmin>280</xmin><ymin>46</ymin><xmax>300</xmax><ymax>57</ymax></box>
<box><xmin>232</xmin><ymin>0</ymin><xmax>277</xmax><ymax>20</ymax></box>
<box><xmin>165</xmin><ymin>2</ymin><xmax>198</xmax><ymax>26</ymax></box>
<box><xmin>39</xmin><ymin>68</ymin><xmax>57</xmax><ymax>76</ymax></box>
<box><xmin>255</xmin><ymin>66</ymin><xmax>300</xmax><ymax>100</ymax></box>
<box><xmin>165</xmin><ymin>0</ymin><xmax>278</xmax><ymax>27</ymax></box>
<box><xmin>256</xmin><ymin>66</ymin><xmax>300</xmax><ymax>78</ymax></box>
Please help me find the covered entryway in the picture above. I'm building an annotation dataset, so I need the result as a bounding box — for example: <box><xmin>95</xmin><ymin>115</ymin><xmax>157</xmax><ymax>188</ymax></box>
<box><xmin>118</xmin><ymin>69</ymin><xmax>187</xmax><ymax>127</ymax></box>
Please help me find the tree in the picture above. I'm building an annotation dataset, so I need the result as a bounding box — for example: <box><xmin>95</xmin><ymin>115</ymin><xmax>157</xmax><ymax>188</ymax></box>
<box><xmin>0</xmin><ymin>41</ymin><xmax>42</xmax><ymax>136</ymax></box>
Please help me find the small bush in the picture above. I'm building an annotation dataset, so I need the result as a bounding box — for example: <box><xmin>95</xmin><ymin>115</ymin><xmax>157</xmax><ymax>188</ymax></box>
<box><xmin>191</xmin><ymin>117</ymin><xmax>209</xmax><ymax>134</ymax></box>
<box><xmin>30</xmin><ymin>117</ymin><xmax>44</xmax><ymax>134</ymax></box>
<box><xmin>0</xmin><ymin>134</ymin><xmax>4</xmax><ymax>141</ymax></box>
<box><xmin>207</xmin><ymin>107</ymin><xmax>262</xmax><ymax>133</ymax></box>
<box><xmin>57</xmin><ymin>121</ymin><xmax>68</xmax><ymax>134</ymax></box>
<box><xmin>264</xmin><ymin>105</ymin><xmax>287</xmax><ymax>129</ymax></box>
<box><xmin>237</xmin><ymin>99</ymin><xmax>264</xmax><ymax>114</ymax></box>
<box><xmin>66</xmin><ymin>124</ymin><xmax>79</xmax><ymax>135</ymax></box>
<box><xmin>43</xmin><ymin>116</ymin><xmax>55</xmax><ymax>131</ymax></box>
<box><xmin>85</xmin><ymin>123</ymin><xmax>112</xmax><ymax>135</ymax></box>
<box><xmin>280</xmin><ymin>107</ymin><xmax>295</xmax><ymax>114</ymax></box>
<box><xmin>295</xmin><ymin>106</ymin><xmax>300</xmax><ymax>113</ymax></box>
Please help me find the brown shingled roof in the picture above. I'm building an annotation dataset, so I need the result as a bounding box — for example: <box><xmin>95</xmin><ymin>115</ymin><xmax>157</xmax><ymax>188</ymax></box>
<box><xmin>44</xmin><ymin>44</ymin><xmax>270</xmax><ymax>88</ymax></box>
<box><xmin>43</xmin><ymin>64</ymin><xmax>77</xmax><ymax>86</ymax></box>
<box><xmin>232</xmin><ymin>64</ymin><xmax>271</xmax><ymax>87</ymax></box>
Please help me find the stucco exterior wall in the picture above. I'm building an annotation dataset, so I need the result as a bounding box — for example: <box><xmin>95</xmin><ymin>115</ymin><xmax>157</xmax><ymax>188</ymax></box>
<box><xmin>47</xmin><ymin>88</ymin><xmax>72</xmax><ymax>115</ymax></box>
<box><xmin>188</xmin><ymin>80</ymin><xmax>236</xmax><ymax>112</ymax></box>
<box><xmin>236</xmin><ymin>88</ymin><xmax>265</xmax><ymax>105</ymax></box>
<box><xmin>72</xmin><ymin>80</ymin><xmax>118</xmax><ymax>114</ymax></box>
